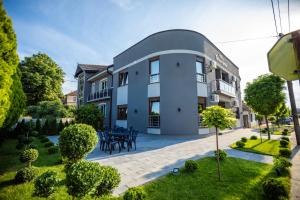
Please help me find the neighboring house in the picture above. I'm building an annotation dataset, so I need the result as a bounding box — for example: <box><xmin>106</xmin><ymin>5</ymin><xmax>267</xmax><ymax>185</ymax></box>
<box><xmin>63</xmin><ymin>91</ymin><xmax>77</xmax><ymax>106</ymax></box>
<box><xmin>74</xmin><ymin>29</ymin><xmax>243</xmax><ymax>135</ymax></box>
<box><xmin>242</xmin><ymin>102</ymin><xmax>258</xmax><ymax>128</ymax></box>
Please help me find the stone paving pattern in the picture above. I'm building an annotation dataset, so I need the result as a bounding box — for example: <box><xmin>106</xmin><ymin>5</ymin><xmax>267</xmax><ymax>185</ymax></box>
<box><xmin>291</xmin><ymin>133</ymin><xmax>300</xmax><ymax>200</ymax></box>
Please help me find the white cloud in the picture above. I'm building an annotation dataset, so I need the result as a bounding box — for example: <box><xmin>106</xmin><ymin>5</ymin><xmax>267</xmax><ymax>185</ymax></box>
<box><xmin>109</xmin><ymin>0</ymin><xmax>139</xmax><ymax>10</ymax></box>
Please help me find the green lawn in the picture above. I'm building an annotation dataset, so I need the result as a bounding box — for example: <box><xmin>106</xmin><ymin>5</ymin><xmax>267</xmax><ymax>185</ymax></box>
<box><xmin>140</xmin><ymin>157</ymin><xmax>289</xmax><ymax>200</ymax></box>
<box><xmin>230</xmin><ymin>139</ymin><xmax>282</xmax><ymax>156</ymax></box>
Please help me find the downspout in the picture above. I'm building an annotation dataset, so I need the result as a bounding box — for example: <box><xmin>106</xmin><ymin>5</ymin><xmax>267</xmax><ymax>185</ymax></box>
<box><xmin>107</xmin><ymin>65</ymin><xmax>113</xmax><ymax>129</ymax></box>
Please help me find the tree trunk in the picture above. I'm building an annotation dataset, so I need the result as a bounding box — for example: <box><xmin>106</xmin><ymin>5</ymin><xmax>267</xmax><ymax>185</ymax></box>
<box><xmin>287</xmin><ymin>80</ymin><xmax>300</xmax><ymax>145</ymax></box>
<box><xmin>215</xmin><ymin>127</ymin><xmax>221</xmax><ymax>181</ymax></box>
<box><xmin>265</xmin><ymin>115</ymin><xmax>271</xmax><ymax>140</ymax></box>
<box><xmin>259</xmin><ymin>123</ymin><xmax>262</xmax><ymax>143</ymax></box>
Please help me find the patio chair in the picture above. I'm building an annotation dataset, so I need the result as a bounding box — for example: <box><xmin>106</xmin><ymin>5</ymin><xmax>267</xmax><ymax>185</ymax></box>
<box><xmin>103</xmin><ymin>131</ymin><xmax>121</xmax><ymax>155</ymax></box>
<box><xmin>98</xmin><ymin>131</ymin><xmax>106</xmax><ymax>151</ymax></box>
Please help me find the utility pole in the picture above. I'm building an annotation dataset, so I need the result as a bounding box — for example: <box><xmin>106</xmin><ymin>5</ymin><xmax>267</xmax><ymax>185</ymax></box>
<box><xmin>287</xmin><ymin>81</ymin><xmax>300</xmax><ymax>145</ymax></box>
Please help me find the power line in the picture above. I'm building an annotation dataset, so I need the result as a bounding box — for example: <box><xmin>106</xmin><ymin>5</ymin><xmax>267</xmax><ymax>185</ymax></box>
<box><xmin>288</xmin><ymin>0</ymin><xmax>291</xmax><ymax>32</ymax></box>
<box><xmin>216</xmin><ymin>35</ymin><xmax>277</xmax><ymax>44</ymax></box>
<box><xmin>277</xmin><ymin>0</ymin><xmax>283</xmax><ymax>33</ymax></box>
<box><xmin>271</xmin><ymin>0</ymin><xmax>279</xmax><ymax>36</ymax></box>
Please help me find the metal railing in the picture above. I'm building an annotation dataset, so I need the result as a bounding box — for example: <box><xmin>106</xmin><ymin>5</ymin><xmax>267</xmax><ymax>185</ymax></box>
<box><xmin>149</xmin><ymin>74</ymin><xmax>160</xmax><ymax>84</ymax></box>
<box><xmin>148</xmin><ymin>115</ymin><xmax>160</xmax><ymax>128</ymax></box>
<box><xmin>197</xmin><ymin>73</ymin><xmax>207</xmax><ymax>83</ymax></box>
<box><xmin>87</xmin><ymin>88</ymin><xmax>112</xmax><ymax>102</ymax></box>
<box><xmin>216</xmin><ymin>79</ymin><xmax>236</xmax><ymax>97</ymax></box>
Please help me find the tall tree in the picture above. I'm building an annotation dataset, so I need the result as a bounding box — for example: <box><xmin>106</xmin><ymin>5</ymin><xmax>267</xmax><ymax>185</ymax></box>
<box><xmin>244</xmin><ymin>74</ymin><xmax>285</xmax><ymax>139</ymax></box>
<box><xmin>255</xmin><ymin>114</ymin><xmax>264</xmax><ymax>143</ymax></box>
<box><xmin>20</xmin><ymin>53</ymin><xmax>64</xmax><ymax>105</ymax></box>
<box><xmin>201</xmin><ymin>106</ymin><xmax>236</xmax><ymax>181</ymax></box>
<box><xmin>274</xmin><ymin>103</ymin><xmax>290</xmax><ymax>127</ymax></box>
<box><xmin>0</xmin><ymin>1</ymin><xmax>25</xmax><ymax>128</ymax></box>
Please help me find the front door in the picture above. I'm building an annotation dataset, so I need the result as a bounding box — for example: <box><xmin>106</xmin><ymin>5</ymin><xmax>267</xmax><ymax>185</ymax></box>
<box><xmin>243</xmin><ymin>115</ymin><xmax>249</xmax><ymax>128</ymax></box>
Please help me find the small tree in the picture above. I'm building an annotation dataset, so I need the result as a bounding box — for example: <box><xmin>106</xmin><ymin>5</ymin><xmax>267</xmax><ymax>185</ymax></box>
<box><xmin>256</xmin><ymin>114</ymin><xmax>264</xmax><ymax>143</ymax></box>
<box><xmin>20</xmin><ymin>148</ymin><xmax>39</xmax><ymax>167</ymax></box>
<box><xmin>59</xmin><ymin>124</ymin><xmax>98</xmax><ymax>165</ymax></box>
<box><xmin>75</xmin><ymin>104</ymin><xmax>103</xmax><ymax>130</ymax></box>
<box><xmin>244</xmin><ymin>74</ymin><xmax>285</xmax><ymax>139</ymax></box>
<box><xmin>201</xmin><ymin>106</ymin><xmax>236</xmax><ymax>181</ymax></box>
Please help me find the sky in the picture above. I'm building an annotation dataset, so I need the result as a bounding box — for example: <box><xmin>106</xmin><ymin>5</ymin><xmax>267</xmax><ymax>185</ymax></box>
<box><xmin>3</xmin><ymin>0</ymin><xmax>300</xmax><ymax>108</ymax></box>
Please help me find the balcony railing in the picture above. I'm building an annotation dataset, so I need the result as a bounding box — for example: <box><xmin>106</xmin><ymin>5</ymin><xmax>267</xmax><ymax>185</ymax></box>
<box><xmin>87</xmin><ymin>88</ymin><xmax>112</xmax><ymax>102</ymax></box>
<box><xmin>148</xmin><ymin>115</ymin><xmax>160</xmax><ymax>128</ymax></box>
<box><xmin>215</xmin><ymin>79</ymin><xmax>236</xmax><ymax>97</ymax></box>
<box><xmin>149</xmin><ymin>74</ymin><xmax>160</xmax><ymax>84</ymax></box>
<box><xmin>197</xmin><ymin>73</ymin><xmax>207</xmax><ymax>83</ymax></box>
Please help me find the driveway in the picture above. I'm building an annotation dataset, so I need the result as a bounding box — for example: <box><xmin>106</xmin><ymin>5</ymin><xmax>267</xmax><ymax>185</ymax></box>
<box><xmin>48</xmin><ymin>128</ymin><xmax>279</xmax><ymax>195</ymax></box>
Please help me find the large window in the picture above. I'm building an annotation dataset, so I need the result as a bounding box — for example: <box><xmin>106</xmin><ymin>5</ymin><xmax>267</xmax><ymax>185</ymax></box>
<box><xmin>91</xmin><ymin>82</ymin><xmax>95</xmax><ymax>93</ymax></box>
<box><xmin>149</xmin><ymin>98</ymin><xmax>160</xmax><ymax>128</ymax></box>
<box><xmin>119</xmin><ymin>72</ymin><xmax>128</xmax><ymax>87</ymax></box>
<box><xmin>196</xmin><ymin>58</ymin><xmax>206</xmax><ymax>83</ymax></box>
<box><xmin>117</xmin><ymin>105</ymin><xmax>127</xmax><ymax>120</ymax></box>
<box><xmin>98</xmin><ymin>103</ymin><xmax>106</xmax><ymax>117</ymax></box>
<box><xmin>99</xmin><ymin>79</ymin><xmax>107</xmax><ymax>91</ymax></box>
<box><xmin>198</xmin><ymin>97</ymin><xmax>206</xmax><ymax>127</ymax></box>
<box><xmin>149</xmin><ymin>59</ymin><xmax>160</xmax><ymax>84</ymax></box>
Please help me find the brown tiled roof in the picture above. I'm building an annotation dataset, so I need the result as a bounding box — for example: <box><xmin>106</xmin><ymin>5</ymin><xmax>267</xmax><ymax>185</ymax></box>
<box><xmin>65</xmin><ymin>90</ymin><xmax>77</xmax><ymax>96</ymax></box>
<box><xmin>75</xmin><ymin>64</ymin><xmax>108</xmax><ymax>77</ymax></box>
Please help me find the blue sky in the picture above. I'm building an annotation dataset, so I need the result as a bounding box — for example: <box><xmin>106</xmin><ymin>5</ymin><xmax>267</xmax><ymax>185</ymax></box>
<box><xmin>3</xmin><ymin>0</ymin><xmax>300</xmax><ymax>106</ymax></box>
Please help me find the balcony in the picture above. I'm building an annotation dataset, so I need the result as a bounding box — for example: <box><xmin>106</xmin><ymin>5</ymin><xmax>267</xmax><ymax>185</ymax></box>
<box><xmin>87</xmin><ymin>88</ymin><xmax>112</xmax><ymax>102</ymax></box>
<box><xmin>213</xmin><ymin>79</ymin><xmax>236</xmax><ymax>97</ymax></box>
<box><xmin>148</xmin><ymin>115</ymin><xmax>160</xmax><ymax>128</ymax></box>
<box><xmin>197</xmin><ymin>73</ymin><xmax>207</xmax><ymax>83</ymax></box>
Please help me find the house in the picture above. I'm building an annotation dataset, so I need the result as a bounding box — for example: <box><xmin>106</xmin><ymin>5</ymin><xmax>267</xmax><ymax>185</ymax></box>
<box><xmin>62</xmin><ymin>90</ymin><xmax>77</xmax><ymax>106</ymax></box>
<box><xmin>242</xmin><ymin>102</ymin><xmax>258</xmax><ymax>128</ymax></box>
<box><xmin>74</xmin><ymin>29</ymin><xmax>243</xmax><ymax>135</ymax></box>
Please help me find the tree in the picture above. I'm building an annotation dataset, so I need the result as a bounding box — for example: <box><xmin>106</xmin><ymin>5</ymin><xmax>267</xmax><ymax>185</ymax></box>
<box><xmin>75</xmin><ymin>104</ymin><xmax>103</xmax><ymax>130</ymax></box>
<box><xmin>201</xmin><ymin>106</ymin><xmax>236</xmax><ymax>181</ymax></box>
<box><xmin>244</xmin><ymin>74</ymin><xmax>285</xmax><ymax>139</ymax></box>
<box><xmin>35</xmin><ymin>118</ymin><xmax>41</xmax><ymax>133</ymax></box>
<box><xmin>0</xmin><ymin>1</ymin><xmax>25</xmax><ymax>128</ymax></box>
<box><xmin>20</xmin><ymin>53</ymin><xmax>64</xmax><ymax>105</ymax></box>
<box><xmin>274</xmin><ymin>103</ymin><xmax>290</xmax><ymax>127</ymax></box>
<box><xmin>255</xmin><ymin>114</ymin><xmax>264</xmax><ymax>143</ymax></box>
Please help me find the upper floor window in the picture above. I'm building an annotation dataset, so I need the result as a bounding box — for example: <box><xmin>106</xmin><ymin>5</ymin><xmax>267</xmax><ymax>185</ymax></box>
<box><xmin>91</xmin><ymin>82</ymin><xmax>95</xmax><ymax>94</ymax></box>
<box><xmin>119</xmin><ymin>72</ymin><xmax>128</xmax><ymax>87</ymax></box>
<box><xmin>117</xmin><ymin>105</ymin><xmax>127</xmax><ymax>120</ymax></box>
<box><xmin>149</xmin><ymin>59</ymin><xmax>159</xmax><ymax>84</ymax></box>
<box><xmin>99</xmin><ymin>79</ymin><xmax>107</xmax><ymax>91</ymax></box>
<box><xmin>98</xmin><ymin>103</ymin><xmax>106</xmax><ymax>117</ymax></box>
<box><xmin>196</xmin><ymin>58</ymin><xmax>206</xmax><ymax>83</ymax></box>
<box><xmin>72</xmin><ymin>96</ymin><xmax>77</xmax><ymax>102</ymax></box>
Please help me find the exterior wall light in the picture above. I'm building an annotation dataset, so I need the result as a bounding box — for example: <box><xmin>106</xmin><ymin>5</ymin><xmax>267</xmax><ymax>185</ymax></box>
<box><xmin>134</xmin><ymin>109</ymin><xmax>138</xmax><ymax>113</ymax></box>
<box><xmin>176</xmin><ymin>62</ymin><xmax>180</xmax><ymax>67</ymax></box>
<box><xmin>172</xmin><ymin>168</ymin><xmax>179</xmax><ymax>175</ymax></box>
<box><xmin>177</xmin><ymin>108</ymin><xmax>181</xmax><ymax>112</ymax></box>
<box><xmin>135</xmin><ymin>71</ymin><xmax>139</xmax><ymax>75</ymax></box>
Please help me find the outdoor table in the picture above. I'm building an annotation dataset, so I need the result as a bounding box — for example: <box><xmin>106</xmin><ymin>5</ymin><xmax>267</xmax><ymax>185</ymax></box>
<box><xmin>110</xmin><ymin>132</ymin><xmax>130</xmax><ymax>149</ymax></box>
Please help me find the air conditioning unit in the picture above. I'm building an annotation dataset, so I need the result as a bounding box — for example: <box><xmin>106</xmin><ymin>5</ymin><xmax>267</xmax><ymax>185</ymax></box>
<box><xmin>210</xmin><ymin>94</ymin><xmax>219</xmax><ymax>103</ymax></box>
<box><xmin>210</xmin><ymin>60</ymin><xmax>217</xmax><ymax>69</ymax></box>
<box><xmin>231</xmin><ymin>76</ymin><xmax>236</xmax><ymax>82</ymax></box>
<box><xmin>232</xmin><ymin>100</ymin><xmax>238</xmax><ymax>107</ymax></box>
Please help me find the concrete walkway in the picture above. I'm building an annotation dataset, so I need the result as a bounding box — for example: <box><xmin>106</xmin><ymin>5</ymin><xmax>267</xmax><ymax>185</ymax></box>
<box><xmin>49</xmin><ymin>129</ymin><xmax>276</xmax><ymax>195</ymax></box>
<box><xmin>291</xmin><ymin>133</ymin><xmax>300</xmax><ymax>200</ymax></box>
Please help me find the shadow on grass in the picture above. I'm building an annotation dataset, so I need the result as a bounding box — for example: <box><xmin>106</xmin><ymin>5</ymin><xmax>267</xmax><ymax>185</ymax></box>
<box><xmin>0</xmin><ymin>179</ymin><xmax>15</xmax><ymax>189</ymax></box>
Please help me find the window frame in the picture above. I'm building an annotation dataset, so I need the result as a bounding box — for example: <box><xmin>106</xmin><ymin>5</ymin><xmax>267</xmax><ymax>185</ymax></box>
<box><xmin>119</xmin><ymin>72</ymin><xmax>128</xmax><ymax>87</ymax></box>
<box><xmin>98</xmin><ymin>103</ymin><xmax>107</xmax><ymax>118</ymax></box>
<box><xmin>196</xmin><ymin>57</ymin><xmax>206</xmax><ymax>83</ymax></box>
<box><xmin>117</xmin><ymin>105</ymin><xmax>128</xmax><ymax>120</ymax></box>
<box><xmin>149</xmin><ymin>57</ymin><xmax>160</xmax><ymax>84</ymax></box>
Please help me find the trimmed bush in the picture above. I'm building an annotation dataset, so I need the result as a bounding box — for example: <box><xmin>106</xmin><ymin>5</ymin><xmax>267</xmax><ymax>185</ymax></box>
<box><xmin>184</xmin><ymin>160</ymin><xmax>198</xmax><ymax>172</ymax></box>
<box><xmin>15</xmin><ymin>167</ymin><xmax>36</xmax><ymax>183</ymax></box>
<box><xmin>280</xmin><ymin>140</ymin><xmax>289</xmax><ymax>148</ymax></box>
<box><xmin>215</xmin><ymin>149</ymin><xmax>227</xmax><ymax>161</ymax></box>
<box><xmin>282</xmin><ymin>129</ymin><xmax>288</xmax><ymax>136</ymax></box>
<box><xmin>66</xmin><ymin>160</ymin><xmax>102</xmax><ymax>198</ymax></box>
<box><xmin>279</xmin><ymin>148</ymin><xmax>292</xmax><ymax>158</ymax></box>
<box><xmin>123</xmin><ymin>187</ymin><xmax>146</xmax><ymax>200</ymax></box>
<box><xmin>28</xmin><ymin>144</ymin><xmax>38</xmax><ymax>149</ymax></box>
<box><xmin>94</xmin><ymin>166</ymin><xmax>121</xmax><ymax>196</ymax></box>
<box><xmin>40</xmin><ymin>137</ymin><xmax>49</xmax><ymax>143</ymax></box>
<box><xmin>281</xmin><ymin>137</ymin><xmax>289</xmax><ymax>142</ymax></box>
<box><xmin>48</xmin><ymin>146</ymin><xmax>59</xmax><ymax>154</ymax></box>
<box><xmin>34</xmin><ymin>171</ymin><xmax>59</xmax><ymax>197</ymax></box>
<box><xmin>261</xmin><ymin>129</ymin><xmax>267</xmax><ymax>134</ymax></box>
<box><xmin>59</xmin><ymin>124</ymin><xmax>98</xmax><ymax>164</ymax></box>
<box><xmin>20</xmin><ymin>148</ymin><xmax>39</xmax><ymax>167</ymax></box>
<box><xmin>262</xmin><ymin>178</ymin><xmax>289</xmax><ymax>200</ymax></box>
<box><xmin>44</xmin><ymin>141</ymin><xmax>54</xmax><ymax>148</ymax></box>
<box><xmin>30</xmin><ymin>131</ymin><xmax>39</xmax><ymax>137</ymax></box>
<box><xmin>241</xmin><ymin>137</ymin><xmax>247</xmax><ymax>142</ymax></box>
<box><xmin>273</xmin><ymin>156</ymin><xmax>292</xmax><ymax>172</ymax></box>
<box><xmin>236</xmin><ymin>141</ymin><xmax>245</xmax><ymax>148</ymax></box>
<box><xmin>250</xmin><ymin>135</ymin><xmax>257</xmax><ymax>140</ymax></box>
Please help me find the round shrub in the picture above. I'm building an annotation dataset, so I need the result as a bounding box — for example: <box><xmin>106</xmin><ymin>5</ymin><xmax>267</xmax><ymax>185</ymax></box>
<box><xmin>20</xmin><ymin>148</ymin><xmax>39</xmax><ymax>167</ymax></box>
<box><xmin>261</xmin><ymin>129</ymin><xmax>267</xmax><ymax>134</ymax></box>
<box><xmin>66</xmin><ymin>160</ymin><xmax>102</xmax><ymax>198</ymax></box>
<box><xmin>16</xmin><ymin>142</ymin><xmax>25</xmax><ymax>150</ymax></box>
<box><xmin>262</xmin><ymin>178</ymin><xmax>289</xmax><ymax>200</ymax></box>
<box><xmin>28</xmin><ymin>144</ymin><xmax>38</xmax><ymax>149</ymax></box>
<box><xmin>40</xmin><ymin>137</ymin><xmax>50</xmax><ymax>143</ymax></box>
<box><xmin>59</xmin><ymin>124</ymin><xmax>98</xmax><ymax>163</ymax></box>
<box><xmin>281</xmin><ymin>137</ymin><xmax>289</xmax><ymax>142</ymax></box>
<box><xmin>241</xmin><ymin>137</ymin><xmax>247</xmax><ymax>142</ymax></box>
<box><xmin>44</xmin><ymin>141</ymin><xmax>54</xmax><ymax>148</ymax></box>
<box><xmin>34</xmin><ymin>171</ymin><xmax>59</xmax><ymax>197</ymax></box>
<box><xmin>184</xmin><ymin>160</ymin><xmax>198</xmax><ymax>172</ymax></box>
<box><xmin>123</xmin><ymin>187</ymin><xmax>146</xmax><ymax>200</ymax></box>
<box><xmin>48</xmin><ymin>146</ymin><xmax>59</xmax><ymax>154</ymax></box>
<box><xmin>280</xmin><ymin>140</ymin><xmax>289</xmax><ymax>148</ymax></box>
<box><xmin>236</xmin><ymin>141</ymin><xmax>245</xmax><ymax>148</ymax></box>
<box><xmin>215</xmin><ymin>149</ymin><xmax>227</xmax><ymax>161</ymax></box>
<box><xmin>250</xmin><ymin>135</ymin><xmax>257</xmax><ymax>140</ymax></box>
<box><xmin>15</xmin><ymin>167</ymin><xmax>36</xmax><ymax>183</ymax></box>
<box><xmin>30</xmin><ymin>131</ymin><xmax>39</xmax><ymax>137</ymax></box>
<box><xmin>279</xmin><ymin>148</ymin><xmax>292</xmax><ymax>158</ymax></box>
<box><xmin>94</xmin><ymin>166</ymin><xmax>121</xmax><ymax>196</ymax></box>
<box><xmin>273</xmin><ymin>156</ymin><xmax>292</xmax><ymax>172</ymax></box>
<box><xmin>282</xmin><ymin>129</ymin><xmax>288</xmax><ymax>135</ymax></box>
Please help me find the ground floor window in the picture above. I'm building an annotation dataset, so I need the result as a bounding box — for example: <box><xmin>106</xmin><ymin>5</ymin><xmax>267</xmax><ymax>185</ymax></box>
<box><xmin>198</xmin><ymin>97</ymin><xmax>206</xmax><ymax>127</ymax></box>
<box><xmin>117</xmin><ymin>105</ymin><xmax>127</xmax><ymax>120</ymax></box>
<box><xmin>149</xmin><ymin>98</ymin><xmax>160</xmax><ymax>128</ymax></box>
<box><xmin>98</xmin><ymin>103</ymin><xmax>106</xmax><ymax>117</ymax></box>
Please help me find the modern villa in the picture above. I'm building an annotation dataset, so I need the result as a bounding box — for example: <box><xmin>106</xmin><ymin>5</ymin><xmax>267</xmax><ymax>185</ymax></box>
<box><xmin>74</xmin><ymin>29</ymin><xmax>243</xmax><ymax>135</ymax></box>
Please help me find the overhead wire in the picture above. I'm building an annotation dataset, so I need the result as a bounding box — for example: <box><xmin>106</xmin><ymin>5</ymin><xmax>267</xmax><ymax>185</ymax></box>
<box><xmin>271</xmin><ymin>0</ymin><xmax>279</xmax><ymax>36</ymax></box>
<box><xmin>277</xmin><ymin>0</ymin><xmax>283</xmax><ymax>33</ymax></box>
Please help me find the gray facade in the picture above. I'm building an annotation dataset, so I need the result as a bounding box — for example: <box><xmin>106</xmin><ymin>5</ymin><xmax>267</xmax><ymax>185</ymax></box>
<box><xmin>75</xmin><ymin>30</ymin><xmax>243</xmax><ymax>134</ymax></box>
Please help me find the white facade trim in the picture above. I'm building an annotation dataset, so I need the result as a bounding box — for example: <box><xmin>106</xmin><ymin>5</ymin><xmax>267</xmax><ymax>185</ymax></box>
<box><xmin>117</xmin><ymin>85</ymin><xmax>128</xmax><ymax>105</ymax></box>
<box><xmin>147</xmin><ymin>128</ymin><xmax>161</xmax><ymax>134</ymax></box>
<box><xmin>197</xmin><ymin>82</ymin><xmax>208</xmax><ymax>97</ymax></box>
<box><xmin>148</xmin><ymin>83</ymin><xmax>160</xmax><ymax>97</ymax></box>
<box><xmin>113</xmin><ymin>49</ymin><xmax>234</xmax><ymax>75</ymax></box>
<box><xmin>116</xmin><ymin>120</ymin><xmax>127</xmax><ymax>128</ymax></box>
<box><xmin>198</xmin><ymin>128</ymin><xmax>209</xmax><ymax>135</ymax></box>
